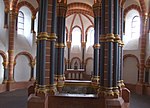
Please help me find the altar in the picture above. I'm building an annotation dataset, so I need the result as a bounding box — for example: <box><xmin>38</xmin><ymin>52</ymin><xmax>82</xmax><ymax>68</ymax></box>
<box><xmin>65</xmin><ymin>69</ymin><xmax>85</xmax><ymax>80</ymax></box>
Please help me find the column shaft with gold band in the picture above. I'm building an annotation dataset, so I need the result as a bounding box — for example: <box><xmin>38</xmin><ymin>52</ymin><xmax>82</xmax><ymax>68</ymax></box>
<box><xmin>55</xmin><ymin>2</ymin><xmax>67</xmax><ymax>89</ymax></box>
<box><xmin>99</xmin><ymin>0</ymin><xmax>105</xmax><ymax>88</ymax></box>
<box><xmin>92</xmin><ymin>3</ymin><xmax>101</xmax><ymax>86</ymax></box>
<box><xmin>8</xmin><ymin>10</ymin><xmax>16</xmax><ymax>82</ymax></box>
<box><xmin>35</xmin><ymin>0</ymin><xmax>48</xmax><ymax>94</ymax></box>
<box><xmin>47</xmin><ymin>0</ymin><xmax>57</xmax><ymax>95</ymax></box>
<box><xmin>113</xmin><ymin>0</ymin><xmax>120</xmax><ymax>96</ymax></box>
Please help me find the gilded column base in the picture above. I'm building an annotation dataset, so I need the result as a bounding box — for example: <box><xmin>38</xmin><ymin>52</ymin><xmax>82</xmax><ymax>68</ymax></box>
<box><xmin>113</xmin><ymin>87</ymin><xmax>120</xmax><ymax>98</ymax></box>
<box><xmin>118</xmin><ymin>80</ymin><xmax>125</xmax><ymax>88</ymax></box>
<box><xmin>45</xmin><ymin>84</ymin><xmax>57</xmax><ymax>95</ymax></box>
<box><xmin>98</xmin><ymin>86</ymin><xmax>105</xmax><ymax>97</ymax></box>
<box><xmin>55</xmin><ymin>75</ymin><xmax>65</xmax><ymax>88</ymax></box>
<box><xmin>35</xmin><ymin>85</ymin><xmax>47</xmax><ymax>94</ymax></box>
<box><xmin>91</xmin><ymin>76</ymin><xmax>100</xmax><ymax>88</ymax></box>
<box><xmin>104</xmin><ymin>87</ymin><xmax>114</xmax><ymax>98</ymax></box>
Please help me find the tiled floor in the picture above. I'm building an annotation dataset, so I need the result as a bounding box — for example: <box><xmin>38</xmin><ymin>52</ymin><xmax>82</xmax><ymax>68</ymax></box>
<box><xmin>0</xmin><ymin>89</ymin><xmax>150</xmax><ymax>108</ymax></box>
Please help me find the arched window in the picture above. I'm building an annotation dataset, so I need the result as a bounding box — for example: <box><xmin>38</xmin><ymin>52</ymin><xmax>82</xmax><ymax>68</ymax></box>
<box><xmin>131</xmin><ymin>16</ymin><xmax>140</xmax><ymax>39</ymax></box>
<box><xmin>124</xmin><ymin>9</ymin><xmax>140</xmax><ymax>47</ymax></box>
<box><xmin>34</xmin><ymin>12</ymin><xmax>38</xmax><ymax>36</ymax></box>
<box><xmin>72</xmin><ymin>27</ymin><xmax>81</xmax><ymax>46</ymax></box>
<box><xmin>86</xmin><ymin>27</ymin><xmax>94</xmax><ymax>48</ymax></box>
<box><xmin>17</xmin><ymin>11</ymin><xmax>24</xmax><ymax>34</ymax></box>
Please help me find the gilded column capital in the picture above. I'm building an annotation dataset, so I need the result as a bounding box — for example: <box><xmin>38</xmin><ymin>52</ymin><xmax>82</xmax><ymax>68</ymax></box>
<box><xmin>37</xmin><ymin>32</ymin><xmax>49</xmax><ymax>40</ymax></box>
<box><xmin>119</xmin><ymin>40</ymin><xmax>124</xmax><ymax>47</ymax></box>
<box><xmin>55</xmin><ymin>43</ymin><xmax>65</xmax><ymax>48</ymax></box>
<box><xmin>114</xmin><ymin>34</ymin><xmax>121</xmax><ymax>43</ymax></box>
<box><xmin>66</xmin><ymin>41</ymin><xmax>71</xmax><ymax>48</ymax></box>
<box><xmin>93</xmin><ymin>43</ymin><xmax>100</xmax><ymax>49</ymax></box>
<box><xmin>8</xmin><ymin>50</ymin><xmax>14</xmax><ymax>53</ymax></box>
<box><xmin>32</xmin><ymin>15</ymin><xmax>36</xmax><ymax>20</ymax></box>
<box><xmin>106</xmin><ymin>33</ymin><xmax>115</xmax><ymax>42</ymax></box>
<box><xmin>2</xmin><ymin>62</ymin><xmax>9</xmax><ymax>68</ymax></box>
<box><xmin>81</xmin><ymin>41</ymin><xmax>86</xmax><ymax>48</ymax></box>
<box><xmin>58</xmin><ymin>43</ymin><xmax>65</xmax><ymax>48</ymax></box>
<box><xmin>48</xmin><ymin>33</ymin><xmax>57</xmax><ymax>41</ymax></box>
<box><xmin>13</xmin><ymin>61</ymin><xmax>16</xmax><ymax>66</ymax></box>
<box><xmin>30</xmin><ymin>61</ymin><xmax>35</xmax><ymax>68</ymax></box>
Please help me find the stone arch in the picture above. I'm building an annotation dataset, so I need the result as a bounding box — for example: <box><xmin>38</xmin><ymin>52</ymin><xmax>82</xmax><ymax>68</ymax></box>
<box><xmin>0</xmin><ymin>50</ymin><xmax>7</xmax><ymax>62</ymax></box>
<box><xmin>70</xmin><ymin>25</ymin><xmax>82</xmax><ymax>42</ymax></box>
<box><xmin>124</xmin><ymin>4</ymin><xmax>142</xmax><ymax>18</ymax></box>
<box><xmin>123</xmin><ymin>54</ymin><xmax>139</xmax><ymax>83</ymax></box>
<box><xmin>123</xmin><ymin>54</ymin><xmax>139</xmax><ymax>65</ymax></box>
<box><xmin>85</xmin><ymin>25</ymin><xmax>94</xmax><ymax>41</ymax></box>
<box><xmin>14</xmin><ymin>51</ymin><xmax>34</xmax><ymax>64</ymax></box>
<box><xmin>85</xmin><ymin>57</ymin><xmax>93</xmax><ymax>65</ymax></box>
<box><xmin>85</xmin><ymin>57</ymin><xmax>93</xmax><ymax>75</ymax></box>
<box><xmin>70</xmin><ymin>57</ymin><xmax>81</xmax><ymax>69</ymax></box>
<box><xmin>145</xmin><ymin>56</ymin><xmax>150</xmax><ymax>67</ymax></box>
<box><xmin>16</xmin><ymin>1</ymin><xmax>36</xmax><ymax>15</ymax></box>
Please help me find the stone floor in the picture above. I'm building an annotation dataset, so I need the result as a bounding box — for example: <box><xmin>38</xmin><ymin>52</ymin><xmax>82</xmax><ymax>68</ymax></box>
<box><xmin>0</xmin><ymin>89</ymin><xmax>150</xmax><ymax>108</ymax></box>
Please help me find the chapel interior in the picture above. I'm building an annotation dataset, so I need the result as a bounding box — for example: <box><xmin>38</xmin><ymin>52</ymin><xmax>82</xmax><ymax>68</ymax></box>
<box><xmin>0</xmin><ymin>0</ymin><xmax>150</xmax><ymax>108</ymax></box>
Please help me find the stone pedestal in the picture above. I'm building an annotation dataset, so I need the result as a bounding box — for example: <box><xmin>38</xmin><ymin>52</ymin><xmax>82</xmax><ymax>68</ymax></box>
<box><xmin>28</xmin><ymin>94</ymin><xmax>48</xmax><ymax>108</ymax></box>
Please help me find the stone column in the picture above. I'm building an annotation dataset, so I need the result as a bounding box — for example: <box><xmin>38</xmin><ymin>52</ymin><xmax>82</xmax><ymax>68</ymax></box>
<box><xmin>105</xmin><ymin>0</ymin><xmax>114</xmax><ymax>96</ymax></box>
<box><xmin>30</xmin><ymin>61</ymin><xmax>35</xmax><ymax>81</ymax></box>
<box><xmin>144</xmin><ymin>68</ymin><xmax>149</xmax><ymax>84</ymax></box>
<box><xmin>137</xmin><ymin>13</ymin><xmax>148</xmax><ymax>94</ymax></box>
<box><xmin>55</xmin><ymin>2</ymin><xmax>67</xmax><ymax>90</ymax></box>
<box><xmin>99</xmin><ymin>0</ymin><xmax>105</xmax><ymax>90</ymax></box>
<box><xmin>118</xmin><ymin>4</ymin><xmax>125</xmax><ymax>88</ymax></box>
<box><xmin>67</xmin><ymin>41</ymin><xmax>71</xmax><ymax>69</ymax></box>
<box><xmin>46</xmin><ymin>0</ymin><xmax>57</xmax><ymax>95</ymax></box>
<box><xmin>4</xmin><ymin>8</ymin><xmax>9</xmax><ymax>29</ymax></box>
<box><xmin>99</xmin><ymin>0</ymin><xmax>122</xmax><ymax>98</ymax></box>
<box><xmin>113</xmin><ymin>0</ymin><xmax>120</xmax><ymax>96</ymax></box>
<box><xmin>35</xmin><ymin>0</ymin><xmax>49</xmax><ymax>95</ymax></box>
<box><xmin>81</xmin><ymin>41</ymin><xmax>86</xmax><ymax>69</ymax></box>
<box><xmin>2</xmin><ymin>61</ymin><xmax>8</xmax><ymax>83</ymax></box>
<box><xmin>8</xmin><ymin>10</ymin><xmax>16</xmax><ymax>83</ymax></box>
<box><xmin>92</xmin><ymin>3</ymin><xmax>101</xmax><ymax>87</ymax></box>
<box><xmin>31</xmin><ymin>15</ymin><xmax>36</xmax><ymax>33</ymax></box>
